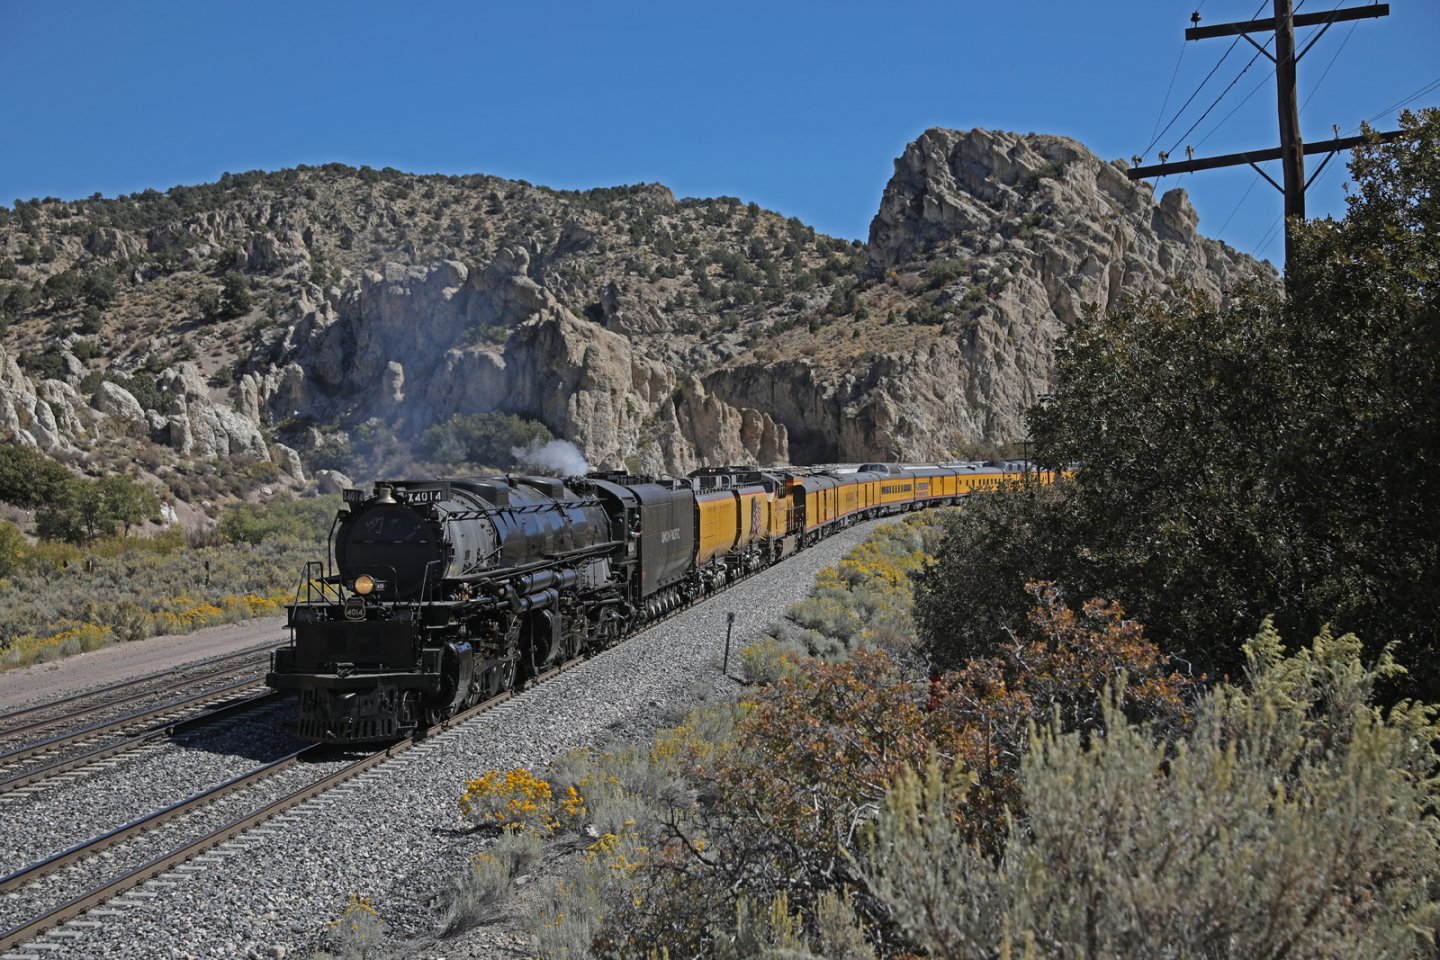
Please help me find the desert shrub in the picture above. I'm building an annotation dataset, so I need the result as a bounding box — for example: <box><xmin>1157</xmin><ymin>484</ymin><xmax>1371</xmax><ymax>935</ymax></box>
<box><xmin>555</xmin><ymin>584</ymin><xmax>1191</xmax><ymax>958</ymax></box>
<box><xmin>921</xmin><ymin>258</ymin><xmax>968</xmax><ymax>291</ymax></box>
<box><xmin>863</xmin><ymin>622</ymin><xmax>1440</xmax><ymax>958</ymax></box>
<box><xmin>770</xmin><ymin>511</ymin><xmax>949</xmax><ymax>665</ymax></box>
<box><xmin>0</xmin><ymin>532</ymin><xmax>315</xmax><ymax>670</ymax></box>
<box><xmin>218</xmin><ymin>494</ymin><xmax>341</xmax><ymax>545</ymax></box>
<box><xmin>447</xmin><ymin>827</ymin><xmax>544</xmax><ymax>932</ymax></box>
<box><xmin>459</xmin><ymin>768</ymin><xmax>571</xmax><ymax>835</ymax></box>
<box><xmin>709</xmin><ymin>891</ymin><xmax>876</xmax><ymax>960</ymax></box>
<box><xmin>0</xmin><ymin>520</ymin><xmax>25</xmax><ymax>577</ymax></box>
<box><xmin>314</xmin><ymin>893</ymin><xmax>390</xmax><ymax>960</ymax></box>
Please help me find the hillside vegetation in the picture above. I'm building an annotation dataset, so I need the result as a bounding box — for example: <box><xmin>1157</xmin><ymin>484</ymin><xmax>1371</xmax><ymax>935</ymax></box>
<box><xmin>916</xmin><ymin>110</ymin><xmax>1440</xmax><ymax>695</ymax></box>
<box><xmin>0</xmin><ymin>496</ymin><xmax>337</xmax><ymax>670</ymax></box>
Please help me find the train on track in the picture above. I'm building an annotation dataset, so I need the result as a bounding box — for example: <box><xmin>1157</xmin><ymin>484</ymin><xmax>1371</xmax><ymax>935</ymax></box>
<box><xmin>266</xmin><ymin>461</ymin><xmax>1050</xmax><ymax>744</ymax></box>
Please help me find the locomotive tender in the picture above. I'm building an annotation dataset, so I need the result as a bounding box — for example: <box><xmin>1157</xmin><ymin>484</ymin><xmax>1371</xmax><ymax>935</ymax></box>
<box><xmin>266</xmin><ymin>461</ymin><xmax>1046</xmax><ymax>743</ymax></box>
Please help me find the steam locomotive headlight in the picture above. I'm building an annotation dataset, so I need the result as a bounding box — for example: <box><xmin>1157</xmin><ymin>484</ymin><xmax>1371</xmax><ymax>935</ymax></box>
<box><xmin>353</xmin><ymin>574</ymin><xmax>376</xmax><ymax>595</ymax></box>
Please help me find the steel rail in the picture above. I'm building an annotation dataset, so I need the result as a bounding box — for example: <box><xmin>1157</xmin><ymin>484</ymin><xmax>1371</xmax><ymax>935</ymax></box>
<box><xmin>0</xmin><ymin>657</ymin><xmax>584</xmax><ymax>951</ymax></box>
<box><xmin>0</xmin><ymin>676</ymin><xmax>268</xmax><ymax>772</ymax></box>
<box><xmin>0</xmin><ymin>642</ymin><xmax>282</xmax><ymax>740</ymax></box>
<box><xmin>0</xmin><ymin>690</ymin><xmax>285</xmax><ymax>796</ymax></box>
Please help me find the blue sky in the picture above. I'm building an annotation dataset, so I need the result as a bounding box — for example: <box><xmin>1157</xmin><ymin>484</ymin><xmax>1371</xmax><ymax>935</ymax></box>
<box><xmin>2</xmin><ymin>1</ymin><xmax>1436</xmax><ymax>266</ymax></box>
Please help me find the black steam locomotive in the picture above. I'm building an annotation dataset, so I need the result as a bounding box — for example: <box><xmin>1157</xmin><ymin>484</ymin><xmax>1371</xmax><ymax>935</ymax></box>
<box><xmin>267</xmin><ymin>463</ymin><xmax>1043</xmax><ymax>743</ymax></box>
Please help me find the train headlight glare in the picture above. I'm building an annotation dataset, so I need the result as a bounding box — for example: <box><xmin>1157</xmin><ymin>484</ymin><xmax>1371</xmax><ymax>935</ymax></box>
<box><xmin>353</xmin><ymin>574</ymin><xmax>375</xmax><ymax>595</ymax></box>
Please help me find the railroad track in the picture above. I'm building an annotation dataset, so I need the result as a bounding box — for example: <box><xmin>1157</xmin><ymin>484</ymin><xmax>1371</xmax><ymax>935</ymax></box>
<box><xmin>0</xmin><ymin>654</ymin><xmax>581</xmax><ymax>953</ymax></box>
<box><xmin>0</xmin><ymin>641</ymin><xmax>282</xmax><ymax>743</ymax></box>
<box><xmin>0</xmin><ymin>678</ymin><xmax>276</xmax><ymax>789</ymax></box>
<box><xmin>0</xmin><ymin>690</ymin><xmax>287</xmax><ymax>799</ymax></box>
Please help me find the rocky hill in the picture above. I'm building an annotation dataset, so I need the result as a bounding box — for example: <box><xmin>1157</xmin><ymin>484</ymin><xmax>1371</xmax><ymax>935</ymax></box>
<box><xmin>0</xmin><ymin>128</ymin><xmax>1270</xmax><ymax>519</ymax></box>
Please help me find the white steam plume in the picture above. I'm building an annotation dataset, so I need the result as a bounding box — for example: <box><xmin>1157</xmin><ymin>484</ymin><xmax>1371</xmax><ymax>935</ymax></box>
<box><xmin>511</xmin><ymin>439</ymin><xmax>591</xmax><ymax>476</ymax></box>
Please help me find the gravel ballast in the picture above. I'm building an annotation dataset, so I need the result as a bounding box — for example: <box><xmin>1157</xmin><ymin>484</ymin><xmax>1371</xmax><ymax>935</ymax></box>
<box><xmin>2</xmin><ymin>519</ymin><xmax>898</xmax><ymax>960</ymax></box>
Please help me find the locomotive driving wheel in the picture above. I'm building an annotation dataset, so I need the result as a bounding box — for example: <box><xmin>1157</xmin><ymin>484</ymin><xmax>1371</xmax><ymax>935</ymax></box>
<box><xmin>561</xmin><ymin>630</ymin><xmax>583</xmax><ymax>662</ymax></box>
<box><xmin>490</xmin><ymin>653</ymin><xmax>518</xmax><ymax>696</ymax></box>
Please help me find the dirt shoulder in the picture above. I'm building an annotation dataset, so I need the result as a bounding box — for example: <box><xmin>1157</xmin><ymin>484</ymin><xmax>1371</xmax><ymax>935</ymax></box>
<box><xmin>0</xmin><ymin>616</ymin><xmax>289</xmax><ymax>710</ymax></box>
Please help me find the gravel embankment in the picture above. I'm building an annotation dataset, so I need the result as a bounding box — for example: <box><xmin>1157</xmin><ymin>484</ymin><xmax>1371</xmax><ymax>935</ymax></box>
<box><xmin>1</xmin><ymin>520</ymin><xmax>894</xmax><ymax>960</ymax></box>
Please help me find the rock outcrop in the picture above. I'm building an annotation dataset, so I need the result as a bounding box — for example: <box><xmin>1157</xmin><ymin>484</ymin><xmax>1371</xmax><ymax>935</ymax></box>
<box><xmin>704</xmin><ymin>128</ymin><xmax>1269</xmax><ymax>459</ymax></box>
<box><xmin>0</xmin><ymin>130</ymin><xmax>1271</xmax><ymax>497</ymax></box>
<box><xmin>272</xmin><ymin>252</ymin><xmax>789</xmax><ymax>473</ymax></box>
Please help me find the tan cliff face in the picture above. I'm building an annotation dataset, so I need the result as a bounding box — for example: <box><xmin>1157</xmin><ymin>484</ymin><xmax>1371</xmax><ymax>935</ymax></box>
<box><xmin>0</xmin><ymin>129</ymin><xmax>1269</xmax><ymax>505</ymax></box>
<box><xmin>706</xmin><ymin>128</ymin><xmax>1268</xmax><ymax>462</ymax></box>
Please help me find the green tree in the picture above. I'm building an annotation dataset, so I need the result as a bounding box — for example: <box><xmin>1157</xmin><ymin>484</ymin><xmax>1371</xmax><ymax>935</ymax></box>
<box><xmin>81</xmin><ymin>269</ymin><xmax>115</xmax><ymax>308</ymax></box>
<box><xmin>35</xmin><ymin>475</ymin><xmax>159</xmax><ymax>543</ymax></box>
<box><xmin>420</xmin><ymin>412</ymin><xmax>553</xmax><ymax>468</ymax></box>
<box><xmin>1276</xmin><ymin>110</ymin><xmax>1440</xmax><ymax>688</ymax></box>
<box><xmin>42</xmin><ymin>269</ymin><xmax>82</xmax><ymax>308</ymax></box>
<box><xmin>197</xmin><ymin>287</ymin><xmax>222</xmax><ymax>320</ymax></box>
<box><xmin>913</xmin><ymin>482</ymin><xmax>1073</xmax><ymax>672</ymax></box>
<box><xmin>96</xmin><ymin>475</ymin><xmax>160</xmax><ymax>535</ymax></box>
<box><xmin>917</xmin><ymin>109</ymin><xmax>1440</xmax><ymax>691</ymax></box>
<box><xmin>0</xmin><ymin>444</ymin><xmax>75</xmax><ymax>508</ymax></box>
<box><xmin>219</xmin><ymin>495</ymin><xmax>342</xmax><ymax>545</ymax></box>
<box><xmin>220</xmin><ymin>271</ymin><xmax>252</xmax><ymax>318</ymax></box>
<box><xmin>1029</xmin><ymin>282</ymin><xmax>1300</xmax><ymax>677</ymax></box>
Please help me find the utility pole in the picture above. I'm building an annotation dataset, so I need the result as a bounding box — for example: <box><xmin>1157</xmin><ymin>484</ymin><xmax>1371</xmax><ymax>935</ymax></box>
<box><xmin>1128</xmin><ymin>2</ymin><xmax>1404</xmax><ymax>268</ymax></box>
<box><xmin>1272</xmin><ymin>0</ymin><xmax>1305</xmax><ymax>233</ymax></box>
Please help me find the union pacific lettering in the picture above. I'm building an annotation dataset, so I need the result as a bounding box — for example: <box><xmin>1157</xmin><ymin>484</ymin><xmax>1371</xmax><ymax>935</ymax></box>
<box><xmin>659</xmin><ymin>528</ymin><xmax>682</xmax><ymax>544</ymax></box>
<box><xmin>880</xmin><ymin>483</ymin><xmax>913</xmax><ymax>496</ymax></box>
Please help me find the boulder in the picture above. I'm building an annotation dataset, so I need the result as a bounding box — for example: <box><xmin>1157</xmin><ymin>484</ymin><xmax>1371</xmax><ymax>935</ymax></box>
<box><xmin>272</xmin><ymin>443</ymin><xmax>306</xmax><ymax>482</ymax></box>
<box><xmin>314</xmin><ymin>469</ymin><xmax>353</xmax><ymax>495</ymax></box>
<box><xmin>93</xmin><ymin>381</ymin><xmax>145</xmax><ymax>421</ymax></box>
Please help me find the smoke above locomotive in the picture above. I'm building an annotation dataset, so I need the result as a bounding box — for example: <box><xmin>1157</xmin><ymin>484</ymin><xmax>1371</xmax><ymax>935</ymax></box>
<box><xmin>509</xmin><ymin>439</ymin><xmax>590</xmax><ymax>476</ymax></box>
<box><xmin>267</xmin><ymin>462</ymin><xmax>1048</xmax><ymax>743</ymax></box>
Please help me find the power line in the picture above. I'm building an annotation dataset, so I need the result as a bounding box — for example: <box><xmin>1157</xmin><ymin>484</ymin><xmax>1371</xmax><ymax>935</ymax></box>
<box><xmin>1254</xmin><ymin>213</ymin><xmax>1284</xmax><ymax>258</ymax></box>
<box><xmin>1187</xmin><ymin>0</ymin><xmax>1355</xmax><ymax>155</ymax></box>
<box><xmin>1365</xmin><ymin>76</ymin><xmax>1440</xmax><ymax>123</ymax></box>
<box><xmin>1164</xmin><ymin>28</ymin><xmax>1278</xmax><ymax>159</ymax></box>
<box><xmin>1218</xmin><ymin>172</ymin><xmax>1263</xmax><ymax>236</ymax></box>
<box><xmin>1130</xmin><ymin>0</ymin><xmax>1397</xmax><ymax>267</ymax></box>
<box><xmin>1149</xmin><ymin>44</ymin><xmax>1190</xmax><ymax>148</ymax></box>
<box><xmin>1191</xmin><ymin>60</ymin><xmax>1273</xmax><ymax>153</ymax></box>
<box><xmin>1249</xmin><ymin>80</ymin><xmax>1433</xmax><ymax>260</ymax></box>
<box><xmin>1138</xmin><ymin>0</ymin><xmax>1270</xmax><ymax>160</ymax></box>
<box><xmin>1300</xmin><ymin>16</ymin><xmax>1359</xmax><ymax>111</ymax></box>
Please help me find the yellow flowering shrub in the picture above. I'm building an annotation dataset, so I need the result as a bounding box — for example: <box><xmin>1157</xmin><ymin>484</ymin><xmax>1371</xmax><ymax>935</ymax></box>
<box><xmin>0</xmin><ymin>623</ymin><xmax>115</xmax><ymax>668</ymax></box>
<box><xmin>460</xmin><ymin>768</ymin><xmax>560</xmax><ymax>834</ymax></box>
<box><xmin>319</xmin><ymin>893</ymin><xmax>387</xmax><ymax>959</ymax></box>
